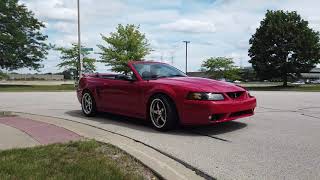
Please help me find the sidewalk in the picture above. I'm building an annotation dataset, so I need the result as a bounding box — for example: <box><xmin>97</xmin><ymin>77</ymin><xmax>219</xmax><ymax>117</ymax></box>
<box><xmin>0</xmin><ymin>112</ymin><xmax>204</xmax><ymax>180</ymax></box>
<box><xmin>0</xmin><ymin>116</ymin><xmax>82</xmax><ymax>150</ymax></box>
<box><xmin>0</xmin><ymin>123</ymin><xmax>39</xmax><ymax>150</ymax></box>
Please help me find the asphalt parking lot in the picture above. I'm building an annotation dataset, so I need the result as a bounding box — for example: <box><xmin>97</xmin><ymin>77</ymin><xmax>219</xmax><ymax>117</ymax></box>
<box><xmin>0</xmin><ymin>91</ymin><xmax>319</xmax><ymax>180</ymax></box>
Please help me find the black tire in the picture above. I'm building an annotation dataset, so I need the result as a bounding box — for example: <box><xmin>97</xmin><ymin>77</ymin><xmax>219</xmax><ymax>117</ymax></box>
<box><xmin>149</xmin><ymin>95</ymin><xmax>178</xmax><ymax>131</ymax></box>
<box><xmin>81</xmin><ymin>91</ymin><xmax>97</xmax><ymax>117</ymax></box>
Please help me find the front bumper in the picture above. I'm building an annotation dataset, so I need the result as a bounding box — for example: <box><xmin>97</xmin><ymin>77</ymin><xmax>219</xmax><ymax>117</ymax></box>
<box><xmin>180</xmin><ymin>97</ymin><xmax>257</xmax><ymax>125</ymax></box>
<box><xmin>76</xmin><ymin>89</ymin><xmax>82</xmax><ymax>103</ymax></box>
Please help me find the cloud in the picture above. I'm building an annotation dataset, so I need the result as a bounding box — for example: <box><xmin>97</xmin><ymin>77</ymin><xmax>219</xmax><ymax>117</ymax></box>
<box><xmin>227</xmin><ymin>52</ymin><xmax>250</xmax><ymax>67</ymax></box>
<box><xmin>23</xmin><ymin>0</ymin><xmax>77</xmax><ymax>22</ymax></box>
<box><xmin>51</xmin><ymin>22</ymin><xmax>77</xmax><ymax>34</ymax></box>
<box><xmin>126</xmin><ymin>10</ymin><xmax>180</xmax><ymax>24</ymax></box>
<box><xmin>52</xmin><ymin>34</ymin><xmax>79</xmax><ymax>47</ymax></box>
<box><xmin>159</xmin><ymin>19</ymin><xmax>216</xmax><ymax>33</ymax></box>
<box><xmin>17</xmin><ymin>0</ymin><xmax>320</xmax><ymax>73</ymax></box>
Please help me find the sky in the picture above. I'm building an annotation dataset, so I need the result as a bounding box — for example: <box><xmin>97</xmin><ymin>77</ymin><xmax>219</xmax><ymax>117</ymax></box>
<box><xmin>18</xmin><ymin>0</ymin><xmax>320</xmax><ymax>73</ymax></box>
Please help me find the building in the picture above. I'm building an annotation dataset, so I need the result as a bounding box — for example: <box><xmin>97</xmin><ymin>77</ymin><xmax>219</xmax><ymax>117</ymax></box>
<box><xmin>301</xmin><ymin>68</ymin><xmax>320</xmax><ymax>79</ymax></box>
<box><xmin>8</xmin><ymin>74</ymin><xmax>64</xmax><ymax>81</ymax></box>
<box><xmin>186</xmin><ymin>71</ymin><xmax>209</xmax><ymax>78</ymax></box>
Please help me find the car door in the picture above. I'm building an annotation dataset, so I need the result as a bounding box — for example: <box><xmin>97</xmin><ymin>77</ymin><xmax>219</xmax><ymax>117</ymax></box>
<box><xmin>100</xmin><ymin>75</ymin><xmax>144</xmax><ymax>118</ymax></box>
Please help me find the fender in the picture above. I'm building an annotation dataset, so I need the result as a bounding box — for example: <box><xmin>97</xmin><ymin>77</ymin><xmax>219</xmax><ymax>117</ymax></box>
<box><xmin>145</xmin><ymin>84</ymin><xmax>177</xmax><ymax>104</ymax></box>
<box><xmin>144</xmin><ymin>84</ymin><xmax>186</xmax><ymax>120</ymax></box>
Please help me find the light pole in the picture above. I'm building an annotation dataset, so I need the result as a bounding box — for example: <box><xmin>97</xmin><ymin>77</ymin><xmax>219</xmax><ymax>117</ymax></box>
<box><xmin>77</xmin><ymin>0</ymin><xmax>83</xmax><ymax>79</ymax></box>
<box><xmin>183</xmin><ymin>41</ymin><xmax>190</xmax><ymax>74</ymax></box>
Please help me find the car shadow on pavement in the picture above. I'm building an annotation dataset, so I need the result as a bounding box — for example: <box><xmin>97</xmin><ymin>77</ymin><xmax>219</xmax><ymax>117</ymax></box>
<box><xmin>65</xmin><ymin>110</ymin><xmax>247</xmax><ymax>137</ymax></box>
<box><xmin>181</xmin><ymin>121</ymin><xmax>248</xmax><ymax>136</ymax></box>
<box><xmin>65</xmin><ymin>110</ymin><xmax>155</xmax><ymax>131</ymax></box>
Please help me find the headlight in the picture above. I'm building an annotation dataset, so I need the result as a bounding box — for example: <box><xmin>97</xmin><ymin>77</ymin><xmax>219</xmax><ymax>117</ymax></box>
<box><xmin>187</xmin><ymin>92</ymin><xmax>224</xmax><ymax>101</ymax></box>
<box><xmin>247</xmin><ymin>91</ymin><xmax>254</xmax><ymax>98</ymax></box>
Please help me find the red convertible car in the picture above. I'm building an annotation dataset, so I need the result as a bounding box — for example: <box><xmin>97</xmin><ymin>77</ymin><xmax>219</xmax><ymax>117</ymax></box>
<box><xmin>77</xmin><ymin>61</ymin><xmax>256</xmax><ymax>131</ymax></box>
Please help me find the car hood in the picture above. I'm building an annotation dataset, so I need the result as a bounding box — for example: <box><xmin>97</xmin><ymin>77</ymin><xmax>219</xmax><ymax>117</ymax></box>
<box><xmin>153</xmin><ymin>77</ymin><xmax>245</xmax><ymax>92</ymax></box>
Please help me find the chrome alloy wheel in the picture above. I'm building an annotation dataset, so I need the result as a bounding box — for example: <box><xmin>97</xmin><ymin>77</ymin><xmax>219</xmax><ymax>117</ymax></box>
<box><xmin>150</xmin><ymin>98</ymin><xmax>167</xmax><ymax>128</ymax></box>
<box><xmin>82</xmin><ymin>93</ymin><xmax>93</xmax><ymax>115</ymax></box>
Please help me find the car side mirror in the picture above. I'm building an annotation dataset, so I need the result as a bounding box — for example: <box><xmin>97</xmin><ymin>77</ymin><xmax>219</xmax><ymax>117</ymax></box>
<box><xmin>117</xmin><ymin>75</ymin><xmax>135</xmax><ymax>82</ymax></box>
<box><xmin>125</xmin><ymin>75</ymin><xmax>135</xmax><ymax>82</ymax></box>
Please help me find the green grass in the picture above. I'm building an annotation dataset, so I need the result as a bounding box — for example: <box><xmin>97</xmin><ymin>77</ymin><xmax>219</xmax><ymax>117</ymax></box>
<box><xmin>246</xmin><ymin>84</ymin><xmax>320</xmax><ymax>91</ymax></box>
<box><xmin>0</xmin><ymin>84</ymin><xmax>75</xmax><ymax>92</ymax></box>
<box><xmin>0</xmin><ymin>140</ymin><xmax>158</xmax><ymax>180</ymax></box>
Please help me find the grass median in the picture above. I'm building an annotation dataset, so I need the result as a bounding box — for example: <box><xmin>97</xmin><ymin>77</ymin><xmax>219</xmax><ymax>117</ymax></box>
<box><xmin>0</xmin><ymin>84</ymin><xmax>75</xmax><ymax>92</ymax></box>
<box><xmin>244</xmin><ymin>84</ymin><xmax>320</xmax><ymax>92</ymax></box>
<box><xmin>0</xmin><ymin>140</ymin><xmax>158</xmax><ymax>180</ymax></box>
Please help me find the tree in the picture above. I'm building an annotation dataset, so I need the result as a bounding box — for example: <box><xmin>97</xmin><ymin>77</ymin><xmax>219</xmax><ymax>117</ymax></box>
<box><xmin>249</xmin><ymin>10</ymin><xmax>320</xmax><ymax>86</ymax></box>
<box><xmin>55</xmin><ymin>44</ymin><xmax>96</xmax><ymax>79</ymax></box>
<box><xmin>98</xmin><ymin>24</ymin><xmax>151</xmax><ymax>74</ymax></box>
<box><xmin>0</xmin><ymin>0</ymin><xmax>49</xmax><ymax>70</ymax></box>
<box><xmin>201</xmin><ymin>57</ymin><xmax>240</xmax><ymax>80</ymax></box>
<box><xmin>0</xmin><ymin>70</ymin><xmax>9</xmax><ymax>80</ymax></box>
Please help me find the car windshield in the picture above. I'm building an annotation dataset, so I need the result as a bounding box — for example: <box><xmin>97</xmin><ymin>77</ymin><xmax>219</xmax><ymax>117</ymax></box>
<box><xmin>133</xmin><ymin>63</ymin><xmax>187</xmax><ymax>80</ymax></box>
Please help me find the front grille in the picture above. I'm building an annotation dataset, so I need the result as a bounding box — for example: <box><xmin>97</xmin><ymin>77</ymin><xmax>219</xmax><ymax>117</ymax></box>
<box><xmin>227</xmin><ymin>91</ymin><xmax>244</xmax><ymax>99</ymax></box>
<box><xmin>210</xmin><ymin>113</ymin><xmax>225</xmax><ymax>121</ymax></box>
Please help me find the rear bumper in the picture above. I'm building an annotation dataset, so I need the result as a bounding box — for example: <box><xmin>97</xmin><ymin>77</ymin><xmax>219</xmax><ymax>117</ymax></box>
<box><xmin>180</xmin><ymin>97</ymin><xmax>257</xmax><ymax>125</ymax></box>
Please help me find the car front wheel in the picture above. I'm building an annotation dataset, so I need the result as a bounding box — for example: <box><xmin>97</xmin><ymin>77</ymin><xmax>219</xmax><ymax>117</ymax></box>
<box><xmin>149</xmin><ymin>95</ymin><xmax>178</xmax><ymax>131</ymax></box>
<box><xmin>81</xmin><ymin>91</ymin><xmax>96</xmax><ymax>117</ymax></box>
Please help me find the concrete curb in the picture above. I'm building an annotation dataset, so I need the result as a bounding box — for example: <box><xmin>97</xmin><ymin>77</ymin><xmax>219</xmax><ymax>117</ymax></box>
<box><xmin>14</xmin><ymin>112</ymin><xmax>205</xmax><ymax>180</ymax></box>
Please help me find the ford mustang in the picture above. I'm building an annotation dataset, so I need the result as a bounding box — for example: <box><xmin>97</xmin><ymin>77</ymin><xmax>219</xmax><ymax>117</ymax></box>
<box><xmin>77</xmin><ymin>61</ymin><xmax>256</xmax><ymax>131</ymax></box>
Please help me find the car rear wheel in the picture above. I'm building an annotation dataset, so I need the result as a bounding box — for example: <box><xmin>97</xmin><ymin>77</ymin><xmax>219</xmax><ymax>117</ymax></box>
<box><xmin>149</xmin><ymin>95</ymin><xmax>178</xmax><ymax>131</ymax></box>
<box><xmin>81</xmin><ymin>91</ymin><xmax>96</xmax><ymax>117</ymax></box>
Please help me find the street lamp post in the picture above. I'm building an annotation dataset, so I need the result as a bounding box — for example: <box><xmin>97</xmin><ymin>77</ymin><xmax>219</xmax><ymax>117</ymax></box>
<box><xmin>183</xmin><ymin>41</ymin><xmax>190</xmax><ymax>74</ymax></box>
<box><xmin>77</xmin><ymin>0</ymin><xmax>83</xmax><ymax>79</ymax></box>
